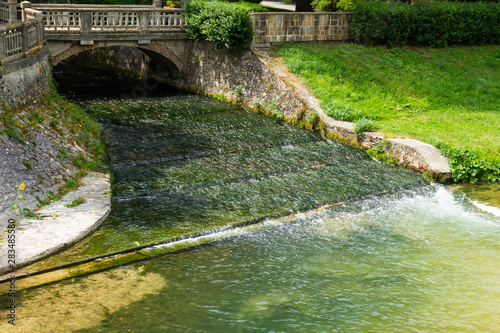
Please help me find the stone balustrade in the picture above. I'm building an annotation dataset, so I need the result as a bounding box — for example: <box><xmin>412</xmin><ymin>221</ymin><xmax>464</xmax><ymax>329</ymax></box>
<box><xmin>0</xmin><ymin>0</ymin><xmax>18</xmax><ymax>24</ymax></box>
<box><xmin>30</xmin><ymin>4</ymin><xmax>186</xmax><ymax>34</ymax></box>
<box><xmin>0</xmin><ymin>1</ymin><xmax>9</xmax><ymax>23</ymax></box>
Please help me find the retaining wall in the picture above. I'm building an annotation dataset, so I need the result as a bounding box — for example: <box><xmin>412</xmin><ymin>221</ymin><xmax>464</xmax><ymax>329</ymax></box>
<box><xmin>0</xmin><ymin>47</ymin><xmax>51</xmax><ymax>107</ymax></box>
<box><xmin>173</xmin><ymin>41</ymin><xmax>309</xmax><ymax>121</ymax></box>
<box><xmin>0</xmin><ymin>15</ymin><xmax>49</xmax><ymax>107</ymax></box>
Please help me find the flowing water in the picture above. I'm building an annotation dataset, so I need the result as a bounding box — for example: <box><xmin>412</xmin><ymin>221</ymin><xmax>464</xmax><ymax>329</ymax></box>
<box><xmin>1</xmin><ymin>67</ymin><xmax>499</xmax><ymax>332</ymax></box>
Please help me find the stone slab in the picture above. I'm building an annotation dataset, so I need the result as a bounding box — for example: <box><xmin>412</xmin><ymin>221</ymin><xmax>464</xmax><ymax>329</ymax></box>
<box><xmin>260</xmin><ymin>0</ymin><xmax>296</xmax><ymax>11</ymax></box>
<box><xmin>387</xmin><ymin>138</ymin><xmax>452</xmax><ymax>178</ymax></box>
<box><xmin>0</xmin><ymin>172</ymin><xmax>111</xmax><ymax>274</ymax></box>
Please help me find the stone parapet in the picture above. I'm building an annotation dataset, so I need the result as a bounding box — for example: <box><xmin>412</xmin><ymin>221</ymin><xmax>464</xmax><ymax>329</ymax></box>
<box><xmin>251</xmin><ymin>12</ymin><xmax>352</xmax><ymax>45</ymax></box>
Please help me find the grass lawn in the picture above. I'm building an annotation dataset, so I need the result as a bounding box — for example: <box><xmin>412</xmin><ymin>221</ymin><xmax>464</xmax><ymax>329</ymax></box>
<box><xmin>276</xmin><ymin>43</ymin><xmax>500</xmax><ymax>166</ymax></box>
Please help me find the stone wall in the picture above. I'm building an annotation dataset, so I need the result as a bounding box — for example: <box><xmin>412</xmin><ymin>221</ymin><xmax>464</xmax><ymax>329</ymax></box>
<box><xmin>172</xmin><ymin>41</ymin><xmax>310</xmax><ymax>121</ymax></box>
<box><xmin>252</xmin><ymin>12</ymin><xmax>352</xmax><ymax>45</ymax></box>
<box><xmin>0</xmin><ymin>46</ymin><xmax>51</xmax><ymax>107</ymax></box>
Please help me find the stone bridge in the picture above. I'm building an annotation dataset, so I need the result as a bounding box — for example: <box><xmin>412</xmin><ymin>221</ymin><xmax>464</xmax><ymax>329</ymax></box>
<box><xmin>18</xmin><ymin>1</ymin><xmax>351</xmax><ymax>71</ymax></box>
<box><xmin>22</xmin><ymin>2</ymin><xmax>189</xmax><ymax>73</ymax></box>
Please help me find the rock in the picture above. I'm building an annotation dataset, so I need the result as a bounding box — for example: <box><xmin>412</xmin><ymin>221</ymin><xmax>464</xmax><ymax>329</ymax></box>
<box><xmin>387</xmin><ymin>139</ymin><xmax>452</xmax><ymax>180</ymax></box>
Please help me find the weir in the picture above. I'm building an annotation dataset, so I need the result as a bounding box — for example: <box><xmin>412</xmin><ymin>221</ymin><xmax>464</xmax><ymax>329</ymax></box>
<box><xmin>0</xmin><ymin>67</ymin><xmax>499</xmax><ymax>332</ymax></box>
<box><xmin>0</xmin><ymin>67</ymin><xmax>427</xmax><ymax>290</ymax></box>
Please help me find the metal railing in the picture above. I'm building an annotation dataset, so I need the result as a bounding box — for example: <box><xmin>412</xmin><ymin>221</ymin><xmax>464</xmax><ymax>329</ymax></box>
<box><xmin>30</xmin><ymin>4</ymin><xmax>186</xmax><ymax>34</ymax></box>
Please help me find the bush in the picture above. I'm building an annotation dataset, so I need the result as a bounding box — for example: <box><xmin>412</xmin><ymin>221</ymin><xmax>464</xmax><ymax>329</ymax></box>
<box><xmin>447</xmin><ymin>150</ymin><xmax>500</xmax><ymax>183</ymax></box>
<box><xmin>184</xmin><ymin>0</ymin><xmax>254</xmax><ymax>49</ymax></box>
<box><xmin>323</xmin><ymin>101</ymin><xmax>360</xmax><ymax>122</ymax></box>
<box><xmin>311</xmin><ymin>0</ymin><xmax>360</xmax><ymax>12</ymax></box>
<box><xmin>351</xmin><ymin>1</ymin><xmax>500</xmax><ymax>47</ymax></box>
<box><xmin>353</xmin><ymin>117</ymin><xmax>377</xmax><ymax>135</ymax></box>
<box><xmin>434</xmin><ymin>142</ymin><xmax>500</xmax><ymax>183</ymax></box>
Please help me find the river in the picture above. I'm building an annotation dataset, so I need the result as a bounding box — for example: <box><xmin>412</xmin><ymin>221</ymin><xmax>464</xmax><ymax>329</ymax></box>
<box><xmin>1</xmin><ymin>65</ymin><xmax>498</xmax><ymax>332</ymax></box>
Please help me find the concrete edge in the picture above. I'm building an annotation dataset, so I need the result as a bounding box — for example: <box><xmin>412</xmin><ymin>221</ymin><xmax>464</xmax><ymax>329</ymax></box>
<box><xmin>0</xmin><ymin>172</ymin><xmax>111</xmax><ymax>275</ymax></box>
<box><xmin>14</xmin><ymin>204</ymin><xmax>111</xmax><ymax>271</ymax></box>
<box><xmin>254</xmin><ymin>48</ymin><xmax>452</xmax><ymax>181</ymax></box>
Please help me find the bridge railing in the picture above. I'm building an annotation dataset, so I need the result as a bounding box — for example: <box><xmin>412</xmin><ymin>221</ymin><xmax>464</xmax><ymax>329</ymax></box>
<box><xmin>29</xmin><ymin>4</ymin><xmax>185</xmax><ymax>33</ymax></box>
<box><xmin>0</xmin><ymin>15</ymin><xmax>45</xmax><ymax>61</ymax></box>
<box><xmin>0</xmin><ymin>1</ymin><xmax>9</xmax><ymax>23</ymax></box>
<box><xmin>1</xmin><ymin>0</ymin><xmax>18</xmax><ymax>23</ymax></box>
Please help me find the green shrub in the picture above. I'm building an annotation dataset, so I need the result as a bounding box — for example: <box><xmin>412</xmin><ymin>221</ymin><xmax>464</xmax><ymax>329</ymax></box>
<box><xmin>23</xmin><ymin>161</ymin><xmax>33</xmax><ymax>169</ymax></box>
<box><xmin>65</xmin><ymin>196</ymin><xmax>87</xmax><ymax>208</ymax></box>
<box><xmin>323</xmin><ymin>101</ymin><xmax>360</xmax><ymax>122</ymax></box>
<box><xmin>234</xmin><ymin>84</ymin><xmax>243</xmax><ymax>97</ymax></box>
<box><xmin>28</xmin><ymin>111</ymin><xmax>44</xmax><ymax>124</ymax></box>
<box><xmin>434</xmin><ymin>141</ymin><xmax>500</xmax><ymax>183</ymax></box>
<box><xmin>64</xmin><ymin>175</ymin><xmax>79</xmax><ymax>190</ymax></box>
<box><xmin>305</xmin><ymin>109</ymin><xmax>319</xmax><ymax>126</ymax></box>
<box><xmin>351</xmin><ymin>1</ymin><xmax>500</xmax><ymax>47</ymax></box>
<box><xmin>353</xmin><ymin>117</ymin><xmax>377</xmax><ymax>135</ymax></box>
<box><xmin>49</xmin><ymin>119</ymin><xmax>59</xmax><ymax>128</ymax></box>
<box><xmin>264</xmin><ymin>97</ymin><xmax>283</xmax><ymax>119</ymax></box>
<box><xmin>311</xmin><ymin>0</ymin><xmax>360</xmax><ymax>12</ymax></box>
<box><xmin>184</xmin><ymin>0</ymin><xmax>254</xmax><ymax>50</ymax></box>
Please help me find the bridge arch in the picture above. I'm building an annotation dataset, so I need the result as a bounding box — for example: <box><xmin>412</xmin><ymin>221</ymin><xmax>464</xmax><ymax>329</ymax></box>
<box><xmin>49</xmin><ymin>41</ymin><xmax>185</xmax><ymax>77</ymax></box>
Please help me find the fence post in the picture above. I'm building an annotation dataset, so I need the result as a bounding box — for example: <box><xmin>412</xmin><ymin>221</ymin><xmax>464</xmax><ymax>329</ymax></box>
<box><xmin>81</xmin><ymin>11</ymin><xmax>91</xmax><ymax>34</ymax></box>
<box><xmin>38</xmin><ymin>17</ymin><xmax>44</xmax><ymax>44</ymax></box>
<box><xmin>20</xmin><ymin>1</ymin><xmax>30</xmax><ymax>22</ymax></box>
<box><xmin>7</xmin><ymin>0</ymin><xmax>16</xmax><ymax>23</ymax></box>
<box><xmin>152</xmin><ymin>0</ymin><xmax>161</xmax><ymax>8</ymax></box>
<box><xmin>139</xmin><ymin>10</ymin><xmax>149</xmax><ymax>33</ymax></box>
<box><xmin>22</xmin><ymin>22</ymin><xmax>28</xmax><ymax>52</ymax></box>
<box><xmin>0</xmin><ymin>27</ymin><xmax>6</xmax><ymax>60</ymax></box>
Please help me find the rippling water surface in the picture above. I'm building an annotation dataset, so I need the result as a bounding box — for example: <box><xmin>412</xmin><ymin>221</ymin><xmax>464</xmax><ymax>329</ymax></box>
<box><xmin>3</xmin><ymin>185</ymin><xmax>499</xmax><ymax>332</ymax></box>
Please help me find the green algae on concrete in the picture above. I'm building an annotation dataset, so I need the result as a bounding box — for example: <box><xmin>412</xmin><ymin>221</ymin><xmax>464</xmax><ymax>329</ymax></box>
<box><xmin>18</xmin><ymin>93</ymin><xmax>424</xmax><ymax>276</ymax></box>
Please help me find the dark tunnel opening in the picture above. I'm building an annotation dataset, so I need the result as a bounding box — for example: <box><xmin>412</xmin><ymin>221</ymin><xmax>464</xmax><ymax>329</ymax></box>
<box><xmin>52</xmin><ymin>46</ymin><xmax>184</xmax><ymax>100</ymax></box>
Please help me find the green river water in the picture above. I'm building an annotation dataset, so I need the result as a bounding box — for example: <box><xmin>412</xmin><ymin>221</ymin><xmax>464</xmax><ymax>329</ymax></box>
<box><xmin>1</xmin><ymin>71</ymin><xmax>499</xmax><ymax>332</ymax></box>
